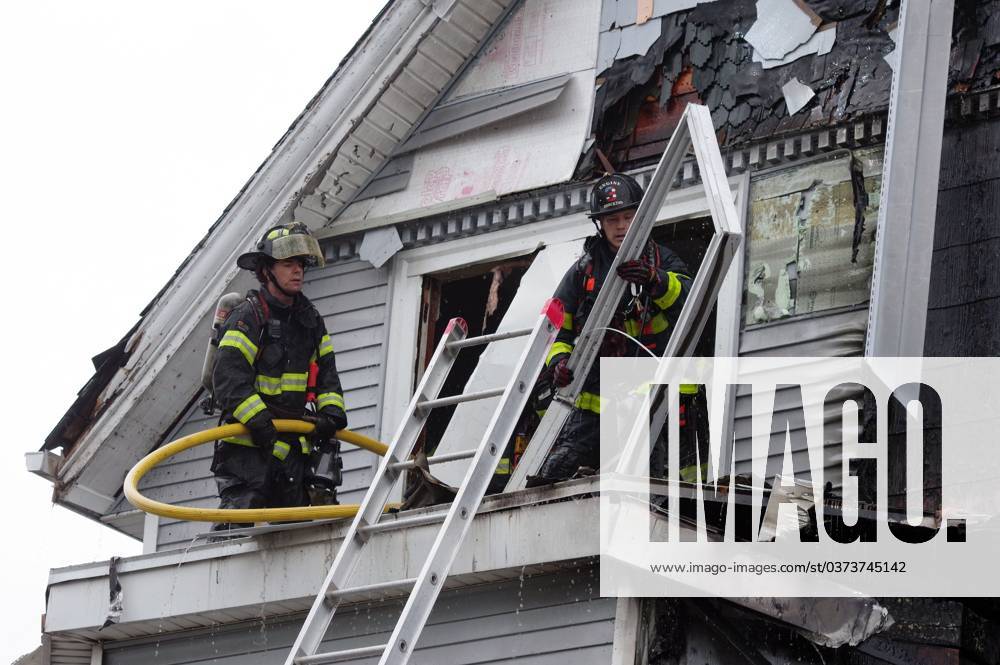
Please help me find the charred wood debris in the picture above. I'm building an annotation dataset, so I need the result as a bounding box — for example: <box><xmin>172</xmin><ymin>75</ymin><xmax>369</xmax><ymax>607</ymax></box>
<box><xmin>585</xmin><ymin>0</ymin><xmax>1000</xmax><ymax>175</ymax></box>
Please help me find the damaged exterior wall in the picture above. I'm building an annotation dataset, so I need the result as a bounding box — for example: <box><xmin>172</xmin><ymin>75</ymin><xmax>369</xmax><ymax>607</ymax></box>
<box><xmin>743</xmin><ymin>148</ymin><xmax>881</xmax><ymax>325</ymax></box>
<box><xmin>924</xmin><ymin>116</ymin><xmax>1000</xmax><ymax>356</ymax></box>
<box><xmin>590</xmin><ymin>0</ymin><xmax>1000</xmax><ymax>172</ymax></box>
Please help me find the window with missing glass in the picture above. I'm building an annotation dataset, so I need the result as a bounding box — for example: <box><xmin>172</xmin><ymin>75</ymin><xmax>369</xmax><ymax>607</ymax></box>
<box><xmin>742</xmin><ymin>148</ymin><xmax>883</xmax><ymax>326</ymax></box>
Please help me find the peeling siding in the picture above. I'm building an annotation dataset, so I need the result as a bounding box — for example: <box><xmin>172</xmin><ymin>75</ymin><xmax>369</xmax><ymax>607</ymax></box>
<box><xmin>100</xmin><ymin>568</ymin><xmax>615</xmax><ymax>665</ymax></box>
<box><xmin>730</xmin><ymin>152</ymin><xmax>879</xmax><ymax>483</ymax></box>
<box><xmin>128</xmin><ymin>259</ymin><xmax>390</xmax><ymax>552</ymax></box>
<box><xmin>743</xmin><ymin>148</ymin><xmax>881</xmax><ymax>325</ymax></box>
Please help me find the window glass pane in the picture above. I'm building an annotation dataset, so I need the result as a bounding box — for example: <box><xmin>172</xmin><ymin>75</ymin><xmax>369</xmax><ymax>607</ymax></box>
<box><xmin>743</xmin><ymin>148</ymin><xmax>883</xmax><ymax>326</ymax></box>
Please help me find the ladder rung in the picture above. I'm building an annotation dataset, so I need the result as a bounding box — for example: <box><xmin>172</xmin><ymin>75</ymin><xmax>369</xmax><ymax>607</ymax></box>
<box><xmin>296</xmin><ymin>643</ymin><xmax>388</xmax><ymax>664</ymax></box>
<box><xmin>359</xmin><ymin>511</ymin><xmax>447</xmax><ymax>536</ymax></box>
<box><xmin>389</xmin><ymin>448</ymin><xmax>476</xmax><ymax>471</ymax></box>
<box><xmin>417</xmin><ymin>387</ymin><xmax>504</xmax><ymax>410</ymax></box>
<box><xmin>446</xmin><ymin>326</ymin><xmax>533</xmax><ymax>349</ymax></box>
<box><xmin>326</xmin><ymin>577</ymin><xmax>416</xmax><ymax>602</ymax></box>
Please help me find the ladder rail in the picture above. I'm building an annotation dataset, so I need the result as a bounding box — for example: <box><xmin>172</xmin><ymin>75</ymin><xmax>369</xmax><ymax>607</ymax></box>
<box><xmin>284</xmin><ymin>317</ymin><xmax>469</xmax><ymax>663</ymax></box>
<box><xmin>286</xmin><ymin>300</ymin><xmax>562</xmax><ymax>665</ymax></box>
<box><xmin>378</xmin><ymin>303</ymin><xmax>561</xmax><ymax>664</ymax></box>
<box><xmin>506</xmin><ymin>106</ymin><xmax>700</xmax><ymax>491</ymax></box>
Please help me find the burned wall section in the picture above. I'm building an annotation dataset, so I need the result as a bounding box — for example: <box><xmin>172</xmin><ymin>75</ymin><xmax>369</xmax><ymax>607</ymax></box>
<box><xmin>589</xmin><ymin>0</ymin><xmax>1000</xmax><ymax>175</ymax></box>
<box><xmin>743</xmin><ymin>148</ymin><xmax>882</xmax><ymax>326</ymax></box>
<box><xmin>924</xmin><ymin>116</ymin><xmax>1000</xmax><ymax>357</ymax></box>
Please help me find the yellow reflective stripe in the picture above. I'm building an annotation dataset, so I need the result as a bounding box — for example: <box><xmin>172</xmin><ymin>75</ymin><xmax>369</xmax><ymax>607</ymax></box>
<box><xmin>222</xmin><ymin>435</ymin><xmax>254</xmax><ymax>446</ymax></box>
<box><xmin>546</xmin><ymin>341</ymin><xmax>574</xmax><ymax>366</ymax></box>
<box><xmin>653</xmin><ymin>272</ymin><xmax>685</xmax><ymax>309</ymax></box>
<box><xmin>317</xmin><ymin>392</ymin><xmax>345</xmax><ymax>410</ymax></box>
<box><xmin>272</xmin><ymin>440</ymin><xmax>291</xmax><ymax>461</ymax></box>
<box><xmin>679</xmin><ymin>383</ymin><xmax>699</xmax><ymax>394</ymax></box>
<box><xmin>575</xmin><ymin>391</ymin><xmax>607</xmax><ymax>414</ymax></box>
<box><xmin>679</xmin><ymin>463</ymin><xmax>708</xmax><ymax>483</ymax></box>
<box><xmin>562</xmin><ymin>312</ymin><xmax>574</xmax><ymax>331</ymax></box>
<box><xmin>318</xmin><ymin>334</ymin><xmax>335</xmax><ymax>358</ymax></box>
<box><xmin>254</xmin><ymin>373</ymin><xmax>309</xmax><ymax>395</ymax></box>
<box><xmin>219</xmin><ymin>330</ymin><xmax>259</xmax><ymax>365</ymax></box>
<box><xmin>299</xmin><ymin>435</ymin><xmax>311</xmax><ymax>454</ymax></box>
<box><xmin>233</xmin><ymin>394</ymin><xmax>266</xmax><ymax>424</ymax></box>
<box><xmin>496</xmin><ymin>458</ymin><xmax>511</xmax><ymax>474</ymax></box>
<box><xmin>625</xmin><ymin>311</ymin><xmax>669</xmax><ymax>337</ymax></box>
<box><xmin>255</xmin><ymin>375</ymin><xmax>282</xmax><ymax>395</ymax></box>
<box><xmin>281</xmin><ymin>372</ymin><xmax>308</xmax><ymax>392</ymax></box>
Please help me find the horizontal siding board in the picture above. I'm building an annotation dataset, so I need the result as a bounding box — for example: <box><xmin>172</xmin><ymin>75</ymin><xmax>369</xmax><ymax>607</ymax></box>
<box><xmin>312</xmin><ymin>285</ymin><xmax>390</xmax><ymax>315</ymax></box>
<box><xmin>323</xmin><ymin>305</ymin><xmax>387</xmax><ymax>333</ymax></box>
<box><xmin>734</xmin><ymin>308</ymin><xmax>867</xmax><ymax>487</ymax></box>
<box><xmin>927</xmin><ymin>237</ymin><xmax>1000</xmax><ymax>309</ymax></box>
<box><xmin>103</xmin><ymin>569</ymin><xmax>613</xmax><ymax>665</ymax></box>
<box><xmin>331</xmin><ymin>327</ymin><xmax>386</xmax><ymax>354</ymax></box>
<box><xmin>936</xmin><ymin>120</ymin><xmax>1000</xmax><ymax>190</ymax></box>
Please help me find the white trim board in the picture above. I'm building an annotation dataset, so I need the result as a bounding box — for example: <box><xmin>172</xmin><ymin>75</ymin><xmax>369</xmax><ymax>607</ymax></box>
<box><xmin>378</xmin><ymin>175</ymin><xmax>749</xmax><ymax>458</ymax></box>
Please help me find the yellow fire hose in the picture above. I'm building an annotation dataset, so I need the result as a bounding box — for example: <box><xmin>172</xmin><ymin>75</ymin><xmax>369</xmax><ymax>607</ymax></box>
<box><xmin>124</xmin><ymin>419</ymin><xmax>390</xmax><ymax>523</ymax></box>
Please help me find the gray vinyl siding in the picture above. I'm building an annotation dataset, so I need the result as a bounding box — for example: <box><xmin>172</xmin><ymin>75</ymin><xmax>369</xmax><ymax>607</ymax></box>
<box><xmin>130</xmin><ymin>258</ymin><xmax>390</xmax><ymax>551</ymax></box>
<box><xmin>102</xmin><ymin>568</ymin><xmax>615</xmax><ymax>665</ymax></box>
<box><xmin>731</xmin><ymin>307</ymin><xmax>868</xmax><ymax>484</ymax></box>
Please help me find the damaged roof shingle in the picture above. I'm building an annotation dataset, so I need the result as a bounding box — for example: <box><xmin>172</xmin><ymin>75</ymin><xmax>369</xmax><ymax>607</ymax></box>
<box><xmin>592</xmin><ymin>0</ymin><xmax>1000</xmax><ymax>167</ymax></box>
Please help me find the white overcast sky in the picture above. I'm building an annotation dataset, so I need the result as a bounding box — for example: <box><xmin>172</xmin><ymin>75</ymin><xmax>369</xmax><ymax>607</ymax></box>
<box><xmin>0</xmin><ymin>2</ymin><xmax>386</xmax><ymax>660</ymax></box>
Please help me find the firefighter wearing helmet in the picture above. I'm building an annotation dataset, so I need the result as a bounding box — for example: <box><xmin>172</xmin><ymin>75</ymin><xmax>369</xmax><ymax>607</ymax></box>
<box><xmin>210</xmin><ymin>222</ymin><xmax>348</xmax><ymax>532</ymax></box>
<box><xmin>528</xmin><ymin>173</ymin><xmax>693</xmax><ymax>484</ymax></box>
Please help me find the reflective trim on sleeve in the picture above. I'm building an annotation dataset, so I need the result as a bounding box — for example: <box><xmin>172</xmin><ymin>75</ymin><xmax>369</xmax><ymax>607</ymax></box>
<box><xmin>561</xmin><ymin>312</ymin><xmax>574</xmax><ymax>331</ymax></box>
<box><xmin>546</xmin><ymin>341</ymin><xmax>574</xmax><ymax>366</ymax></box>
<box><xmin>496</xmin><ymin>458</ymin><xmax>511</xmax><ymax>475</ymax></box>
<box><xmin>272</xmin><ymin>440</ymin><xmax>291</xmax><ymax>461</ymax></box>
<box><xmin>233</xmin><ymin>394</ymin><xmax>266</xmax><ymax>424</ymax></box>
<box><xmin>318</xmin><ymin>334</ymin><xmax>335</xmax><ymax>358</ymax></box>
<box><xmin>574</xmin><ymin>391</ymin><xmax>607</xmax><ymax>414</ymax></box>
<box><xmin>299</xmin><ymin>435</ymin><xmax>311</xmax><ymax>454</ymax></box>
<box><xmin>653</xmin><ymin>272</ymin><xmax>686</xmax><ymax>309</ymax></box>
<box><xmin>219</xmin><ymin>330</ymin><xmax>259</xmax><ymax>365</ymax></box>
<box><xmin>317</xmin><ymin>392</ymin><xmax>345</xmax><ymax>410</ymax></box>
<box><xmin>679</xmin><ymin>384</ymin><xmax>699</xmax><ymax>395</ymax></box>
<box><xmin>221</xmin><ymin>435</ymin><xmax>254</xmax><ymax>447</ymax></box>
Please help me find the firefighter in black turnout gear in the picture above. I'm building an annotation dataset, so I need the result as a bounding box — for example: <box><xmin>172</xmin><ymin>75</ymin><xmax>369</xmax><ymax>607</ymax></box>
<box><xmin>532</xmin><ymin>173</ymin><xmax>692</xmax><ymax>483</ymax></box>
<box><xmin>211</xmin><ymin>223</ymin><xmax>348</xmax><ymax>531</ymax></box>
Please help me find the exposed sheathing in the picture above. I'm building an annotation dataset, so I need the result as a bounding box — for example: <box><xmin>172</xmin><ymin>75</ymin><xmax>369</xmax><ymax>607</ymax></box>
<box><xmin>743</xmin><ymin>148</ymin><xmax>882</xmax><ymax>326</ymax></box>
<box><xmin>592</xmin><ymin>0</ymin><xmax>1000</xmax><ymax>171</ymax></box>
<box><xmin>924</xmin><ymin>118</ymin><xmax>1000</xmax><ymax>357</ymax></box>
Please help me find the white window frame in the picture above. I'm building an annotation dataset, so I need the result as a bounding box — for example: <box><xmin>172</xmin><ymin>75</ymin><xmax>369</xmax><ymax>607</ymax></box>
<box><xmin>378</xmin><ymin>174</ymin><xmax>750</xmax><ymax>440</ymax></box>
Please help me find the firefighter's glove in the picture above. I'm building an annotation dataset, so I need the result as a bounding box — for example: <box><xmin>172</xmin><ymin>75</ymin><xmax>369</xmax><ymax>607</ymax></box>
<box><xmin>247</xmin><ymin>417</ymin><xmax>277</xmax><ymax>454</ymax></box>
<box><xmin>314</xmin><ymin>410</ymin><xmax>347</xmax><ymax>440</ymax></box>
<box><xmin>552</xmin><ymin>355</ymin><xmax>574</xmax><ymax>388</ymax></box>
<box><xmin>616</xmin><ymin>260</ymin><xmax>664</xmax><ymax>295</ymax></box>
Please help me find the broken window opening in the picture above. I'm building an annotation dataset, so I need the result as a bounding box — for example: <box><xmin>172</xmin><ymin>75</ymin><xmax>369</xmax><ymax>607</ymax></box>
<box><xmin>415</xmin><ymin>257</ymin><xmax>534</xmax><ymax>460</ymax></box>
<box><xmin>742</xmin><ymin>148</ymin><xmax>883</xmax><ymax>327</ymax></box>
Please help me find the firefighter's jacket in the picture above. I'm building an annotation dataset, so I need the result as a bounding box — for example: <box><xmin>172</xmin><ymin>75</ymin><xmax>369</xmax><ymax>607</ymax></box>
<box><xmin>213</xmin><ymin>288</ymin><xmax>347</xmax><ymax>460</ymax></box>
<box><xmin>546</xmin><ymin>235</ymin><xmax>692</xmax><ymax>414</ymax></box>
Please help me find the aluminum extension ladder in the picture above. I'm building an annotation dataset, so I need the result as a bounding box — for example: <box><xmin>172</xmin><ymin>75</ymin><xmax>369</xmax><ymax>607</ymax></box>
<box><xmin>284</xmin><ymin>298</ymin><xmax>564</xmax><ymax>665</ymax></box>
